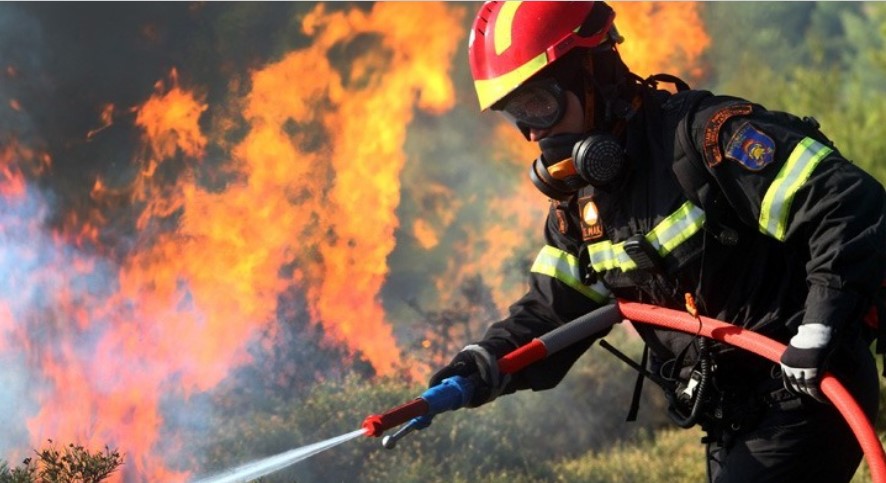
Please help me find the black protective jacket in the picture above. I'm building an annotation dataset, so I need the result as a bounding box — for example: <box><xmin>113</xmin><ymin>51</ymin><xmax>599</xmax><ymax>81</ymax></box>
<box><xmin>475</xmin><ymin>86</ymin><xmax>886</xmax><ymax>395</ymax></box>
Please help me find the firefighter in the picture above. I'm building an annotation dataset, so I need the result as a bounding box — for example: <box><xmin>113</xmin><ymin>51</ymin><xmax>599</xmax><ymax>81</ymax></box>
<box><xmin>429</xmin><ymin>2</ymin><xmax>886</xmax><ymax>482</ymax></box>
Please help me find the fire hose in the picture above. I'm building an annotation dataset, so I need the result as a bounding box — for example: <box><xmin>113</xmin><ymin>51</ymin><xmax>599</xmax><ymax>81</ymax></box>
<box><xmin>362</xmin><ymin>301</ymin><xmax>886</xmax><ymax>482</ymax></box>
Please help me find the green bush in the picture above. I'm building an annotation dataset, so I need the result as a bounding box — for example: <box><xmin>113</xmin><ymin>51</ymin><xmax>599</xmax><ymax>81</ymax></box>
<box><xmin>0</xmin><ymin>440</ymin><xmax>122</xmax><ymax>483</ymax></box>
<box><xmin>0</xmin><ymin>459</ymin><xmax>36</xmax><ymax>483</ymax></box>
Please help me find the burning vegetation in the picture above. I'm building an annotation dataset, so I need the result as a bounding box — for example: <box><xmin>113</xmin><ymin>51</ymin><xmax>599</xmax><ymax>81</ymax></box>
<box><xmin>0</xmin><ymin>2</ymin><xmax>707</xmax><ymax>480</ymax></box>
<box><xmin>0</xmin><ymin>3</ymin><xmax>471</xmax><ymax>480</ymax></box>
<box><xmin>6</xmin><ymin>2</ymin><xmax>883</xmax><ymax>482</ymax></box>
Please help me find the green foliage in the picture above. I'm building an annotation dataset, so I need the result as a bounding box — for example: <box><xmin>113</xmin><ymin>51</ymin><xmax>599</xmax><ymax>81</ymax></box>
<box><xmin>553</xmin><ymin>427</ymin><xmax>706</xmax><ymax>483</ymax></box>
<box><xmin>0</xmin><ymin>441</ymin><xmax>122</xmax><ymax>483</ymax></box>
<box><xmin>701</xmin><ymin>2</ymin><xmax>886</xmax><ymax>183</ymax></box>
<box><xmin>0</xmin><ymin>459</ymin><xmax>37</xmax><ymax>483</ymax></box>
<box><xmin>34</xmin><ymin>441</ymin><xmax>122</xmax><ymax>483</ymax></box>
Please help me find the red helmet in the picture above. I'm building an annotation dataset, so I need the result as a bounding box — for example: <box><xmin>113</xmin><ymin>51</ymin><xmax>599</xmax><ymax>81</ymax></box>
<box><xmin>468</xmin><ymin>1</ymin><xmax>616</xmax><ymax>111</ymax></box>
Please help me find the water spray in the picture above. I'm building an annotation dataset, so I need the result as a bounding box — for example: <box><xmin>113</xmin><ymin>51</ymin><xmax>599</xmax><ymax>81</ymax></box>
<box><xmin>191</xmin><ymin>428</ymin><xmax>367</xmax><ymax>483</ymax></box>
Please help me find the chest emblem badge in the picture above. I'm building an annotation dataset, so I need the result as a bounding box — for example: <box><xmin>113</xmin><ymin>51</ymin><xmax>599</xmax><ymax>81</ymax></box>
<box><xmin>578</xmin><ymin>196</ymin><xmax>604</xmax><ymax>241</ymax></box>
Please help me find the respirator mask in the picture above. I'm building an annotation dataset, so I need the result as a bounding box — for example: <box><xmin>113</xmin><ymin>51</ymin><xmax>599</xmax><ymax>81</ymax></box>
<box><xmin>529</xmin><ymin>132</ymin><xmax>627</xmax><ymax>200</ymax></box>
<box><xmin>497</xmin><ymin>78</ymin><xmax>628</xmax><ymax>200</ymax></box>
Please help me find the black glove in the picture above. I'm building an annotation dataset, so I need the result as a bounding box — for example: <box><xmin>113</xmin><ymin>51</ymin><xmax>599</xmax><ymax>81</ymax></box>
<box><xmin>429</xmin><ymin>344</ymin><xmax>511</xmax><ymax>408</ymax></box>
<box><xmin>780</xmin><ymin>323</ymin><xmax>832</xmax><ymax>403</ymax></box>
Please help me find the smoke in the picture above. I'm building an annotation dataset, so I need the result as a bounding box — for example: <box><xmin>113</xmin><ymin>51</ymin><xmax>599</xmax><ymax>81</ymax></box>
<box><xmin>0</xmin><ymin>6</ymin><xmax>39</xmax><ymax>142</ymax></box>
<box><xmin>0</xmin><ymin>5</ymin><xmax>113</xmax><ymax>461</ymax></box>
<box><xmin>0</xmin><ymin>183</ymin><xmax>51</xmax><ymax>460</ymax></box>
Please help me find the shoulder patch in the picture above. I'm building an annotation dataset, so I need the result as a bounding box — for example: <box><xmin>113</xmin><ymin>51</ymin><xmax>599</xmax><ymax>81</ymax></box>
<box><xmin>703</xmin><ymin>103</ymin><xmax>754</xmax><ymax>166</ymax></box>
<box><xmin>724</xmin><ymin>121</ymin><xmax>776</xmax><ymax>171</ymax></box>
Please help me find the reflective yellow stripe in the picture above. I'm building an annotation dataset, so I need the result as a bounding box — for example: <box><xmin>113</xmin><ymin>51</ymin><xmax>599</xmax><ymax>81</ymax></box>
<box><xmin>759</xmin><ymin>137</ymin><xmax>832</xmax><ymax>241</ymax></box>
<box><xmin>494</xmin><ymin>1</ymin><xmax>521</xmax><ymax>55</ymax></box>
<box><xmin>474</xmin><ymin>52</ymin><xmax>548</xmax><ymax>110</ymax></box>
<box><xmin>587</xmin><ymin>202</ymin><xmax>706</xmax><ymax>273</ymax></box>
<box><xmin>647</xmin><ymin>202</ymin><xmax>707</xmax><ymax>255</ymax></box>
<box><xmin>531</xmin><ymin>245</ymin><xmax>610</xmax><ymax>303</ymax></box>
<box><xmin>587</xmin><ymin>241</ymin><xmax>636</xmax><ymax>272</ymax></box>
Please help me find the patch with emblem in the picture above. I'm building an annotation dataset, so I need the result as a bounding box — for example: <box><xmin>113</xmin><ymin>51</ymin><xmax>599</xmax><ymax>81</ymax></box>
<box><xmin>725</xmin><ymin>121</ymin><xmax>776</xmax><ymax>171</ymax></box>
<box><xmin>703</xmin><ymin>103</ymin><xmax>753</xmax><ymax>166</ymax></box>
<box><xmin>577</xmin><ymin>196</ymin><xmax>604</xmax><ymax>241</ymax></box>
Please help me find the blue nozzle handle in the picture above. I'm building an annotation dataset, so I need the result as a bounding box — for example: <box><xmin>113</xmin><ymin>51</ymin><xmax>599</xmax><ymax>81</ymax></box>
<box><xmin>420</xmin><ymin>375</ymin><xmax>474</xmax><ymax>416</ymax></box>
<box><xmin>380</xmin><ymin>376</ymin><xmax>474</xmax><ymax>448</ymax></box>
<box><xmin>364</xmin><ymin>375</ymin><xmax>475</xmax><ymax>437</ymax></box>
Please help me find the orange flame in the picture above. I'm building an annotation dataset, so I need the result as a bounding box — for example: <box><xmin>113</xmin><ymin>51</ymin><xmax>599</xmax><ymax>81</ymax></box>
<box><xmin>432</xmin><ymin>122</ymin><xmax>546</xmax><ymax>312</ymax></box>
<box><xmin>1</xmin><ymin>3</ymin><xmax>707</xmax><ymax>481</ymax></box>
<box><xmin>0</xmin><ymin>142</ymin><xmax>33</xmax><ymax>199</ymax></box>
<box><xmin>86</xmin><ymin>103</ymin><xmax>116</xmax><ymax>140</ymax></box>
<box><xmin>6</xmin><ymin>3</ymin><xmax>466</xmax><ymax>481</ymax></box>
<box><xmin>251</xmin><ymin>2</ymin><xmax>464</xmax><ymax>374</ymax></box>
<box><xmin>615</xmin><ymin>2</ymin><xmax>710</xmax><ymax>81</ymax></box>
<box><xmin>135</xmin><ymin>69</ymin><xmax>208</xmax><ymax>159</ymax></box>
<box><xmin>411</xmin><ymin>182</ymin><xmax>459</xmax><ymax>250</ymax></box>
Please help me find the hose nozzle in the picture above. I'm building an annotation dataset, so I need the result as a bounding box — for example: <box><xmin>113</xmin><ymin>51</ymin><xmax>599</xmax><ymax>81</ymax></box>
<box><xmin>362</xmin><ymin>375</ymin><xmax>474</xmax><ymax>438</ymax></box>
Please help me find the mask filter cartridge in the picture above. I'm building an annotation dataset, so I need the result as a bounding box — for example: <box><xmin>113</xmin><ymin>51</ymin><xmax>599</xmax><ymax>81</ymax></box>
<box><xmin>572</xmin><ymin>132</ymin><xmax>627</xmax><ymax>189</ymax></box>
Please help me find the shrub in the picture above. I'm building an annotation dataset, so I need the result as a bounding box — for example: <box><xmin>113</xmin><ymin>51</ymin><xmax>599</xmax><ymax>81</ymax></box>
<box><xmin>0</xmin><ymin>441</ymin><xmax>122</xmax><ymax>483</ymax></box>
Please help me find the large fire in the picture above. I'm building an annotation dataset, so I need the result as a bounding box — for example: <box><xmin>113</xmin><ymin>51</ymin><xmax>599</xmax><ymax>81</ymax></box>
<box><xmin>0</xmin><ymin>2</ymin><xmax>706</xmax><ymax>481</ymax></box>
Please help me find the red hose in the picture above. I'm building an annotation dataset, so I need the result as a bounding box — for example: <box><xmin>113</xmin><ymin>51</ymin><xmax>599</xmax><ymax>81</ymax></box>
<box><xmin>618</xmin><ymin>300</ymin><xmax>886</xmax><ymax>483</ymax></box>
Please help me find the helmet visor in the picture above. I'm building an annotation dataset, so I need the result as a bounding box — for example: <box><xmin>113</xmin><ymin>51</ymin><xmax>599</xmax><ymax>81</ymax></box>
<box><xmin>496</xmin><ymin>78</ymin><xmax>567</xmax><ymax>131</ymax></box>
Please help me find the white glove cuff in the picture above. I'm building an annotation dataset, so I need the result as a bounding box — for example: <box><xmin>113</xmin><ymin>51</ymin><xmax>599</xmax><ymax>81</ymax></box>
<box><xmin>789</xmin><ymin>323</ymin><xmax>832</xmax><ymax>350</ymax></box>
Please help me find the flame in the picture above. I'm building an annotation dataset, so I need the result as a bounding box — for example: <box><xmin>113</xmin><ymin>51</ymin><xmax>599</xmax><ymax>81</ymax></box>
<box><xmin>3</xmin><ymin>2</ymin><xmax>466</xmax><ymax>481</ymax></box>
<box><xmin>614</xmin><ymin>2</ymin><xmax>710</xmax><ymax>80</ymax></box>
<box><xmin>86</xmin><ymin>103</ymin><xmax>116</xmax><ymax>140</ymax></box>
<box><xmin>0</xmin><ymin>2</ymin><xmax>707</xmax><ymax>481</ymax></box>
<box><xmin>135</xmin><ymin>69</ymin><xmax>208</xmax><ymax>159</ymax></box>
<box><xmin>0</xmin><ymin>143</ymin><xmax>28</xmax><ymax>199</ymax></box>
<box><xmin>267</xmin><ymin>2</ymin><xmax>463</xmax><ymax>374</ymax></box>
<box><xmin>411</xmin><ymin>182</ymin><xmax>460</xmax><ymax>249</ymax></box>
<box><xmin>7</xmin><ymin>66</ymin><xmax>21</xmax><ymax>112</ymax></box>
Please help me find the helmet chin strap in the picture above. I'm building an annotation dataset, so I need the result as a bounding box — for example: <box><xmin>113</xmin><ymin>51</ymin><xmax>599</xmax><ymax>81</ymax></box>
<box><xmin>581</xmin><ymin>51</ymin><xmax>597</xmax><ymax>133</ymax></box>
<box><xmin>584</xmin><ymin>44</ymin><xmax>640</xmax><ymax>135</ymax></box>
